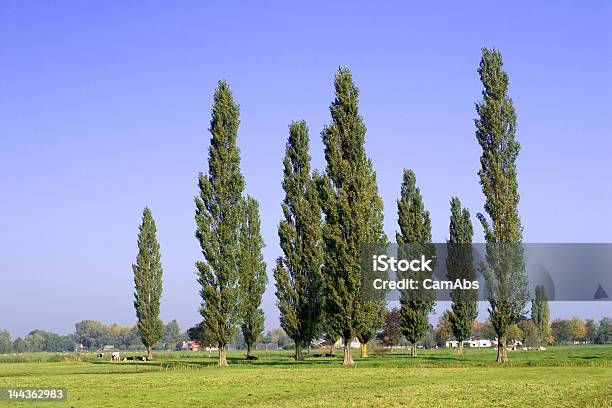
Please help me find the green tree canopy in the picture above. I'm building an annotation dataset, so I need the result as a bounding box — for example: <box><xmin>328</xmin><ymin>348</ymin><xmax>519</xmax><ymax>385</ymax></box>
<box><xmin>318</xmin><ymin>67</ymin><xmax>387</xmax><ymax>365</ymax></box>
<box><xmin>239</xmin><ymin>196</ymin><xmax>267</xmax><ymax>358</ymax></box>
<box><xmin>474</xmin><ymin>47</ymin><xmax>528</xmax><ymax>363</ymax></box>
<box><xmin>567</xmin><ymin>317</ymin><xmax>587</xmax><ymax>342</ymax></box>
<box><xmin>596</xmin><ymin>317</ymin><xmax>612</xmax><ymax>344</ymax></box>
<box><xmin>446</xmin><ymin>197</ymin><xmax>476</xmax><ymax>354</ymax></box>
<box><xmin>195</xmin><ymin>80</ymin><xmax>245</xmax><ymax>366</ymax></box>
<box><xmin>132</xmin><ymin>207</ymin><xmax>164</xmax><ymax>360</ymax></box>
<box><xmin>274</xmin><ymin>120</ymin><xmax>324</xmax><ymax>361</ymax></box>
<box><xmin>531</xmin><ymin>285</ymin><xmax>552</xmax><ymax>345</ymax></box>
<box><xmin>395</xmin><ymin>169</ymin><xmax>434</xmax><ymax>357</ymax></box>
<box><xmin>0</xmin><ymin>331</ymin><xmax>13</xmax><ymax>353</ymax></box>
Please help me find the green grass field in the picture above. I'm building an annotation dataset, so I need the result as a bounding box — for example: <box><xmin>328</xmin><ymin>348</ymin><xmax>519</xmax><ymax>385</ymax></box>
<box><xmin>1</xmin><ymin>346</ymin><xmax>610</xmax><ymax>407</ymax></box>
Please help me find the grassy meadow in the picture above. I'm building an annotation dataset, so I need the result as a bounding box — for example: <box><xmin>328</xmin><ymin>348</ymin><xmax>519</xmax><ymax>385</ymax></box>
<box><xmin>0</xmin><ymin>346</ymin><xmax>610</xmax><ymax>407</ymax></box>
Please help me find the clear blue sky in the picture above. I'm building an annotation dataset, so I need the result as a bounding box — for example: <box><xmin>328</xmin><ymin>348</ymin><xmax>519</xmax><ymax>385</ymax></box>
<box><xmin>1</xmin><ymin>1</ymin><xmax>610</xmax><ymax>337</ymax></box>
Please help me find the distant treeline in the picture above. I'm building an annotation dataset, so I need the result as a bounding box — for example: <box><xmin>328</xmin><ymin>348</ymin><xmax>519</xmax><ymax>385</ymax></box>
<box><xmin>0</xmin><ymin>320</ymin><xmax>294</xmax><ymax>353</ymax></box>
<box><xmin>548</xmin><ymin>317</ymin><xmax>611</xmax><ymax>345</ymax></box>
<box><xmin>0</xmin><ymin>320</ymin><xmax>183</xmax><ymax>353</ymax></box>
<box><xmin>2</xmin><ymin>315</ymin><xmax>609</xmax><ymax>354</ymax></box>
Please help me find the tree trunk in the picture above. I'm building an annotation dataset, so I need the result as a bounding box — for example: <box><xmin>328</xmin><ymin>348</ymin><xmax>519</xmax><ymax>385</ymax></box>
<box><xmin>360</xmin><ymin>343</ymin><xmax>368</xmax><ymax>358</ymax></box>
<box><xmin>218</xmin><ymin>344</ymin><xmax>228</xmax><ymax>367</ymax></box>
<box><xmin>497</xmin><ymin>337</ymin><xmax>508</xmax><ymax>363</ymax></box>
<box><xmin>295</xmin><ymin>341</ymin><xmax>303</xmax><ymax>361</ymax></box>
<box><xmin>343</xmin><ymin>341</ymin><xmax>354</xmax><ymax>366</ymax></box>
<box><xmin>457</xmin><ymin>341</ymin><xmax>465</xmax><ymax>355</ymax></box>
<box><xmin>329</xmin><ymin>341</ymin><xmax>335</xmax><ymax>356</ymax></box>
<box><xmin>147</xmin><ymin>345</ymin><xmax>152</xmax><ymax>360</ymax></box>
<box><xmin>410</xmin><ymin>343</ymin><xmax>417</xmax><ymax>357</ymax></box>
<box><xmin>246</xmin><ymin>344</ymin><xmax>252</xmax><ymax>358</ymax></box>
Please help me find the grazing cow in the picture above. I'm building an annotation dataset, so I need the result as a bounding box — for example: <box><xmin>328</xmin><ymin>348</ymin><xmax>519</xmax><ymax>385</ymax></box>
<box><xmin>97</xmin><ymin>353</ymin><xmax>104</xmax><ymax>359</ymax></box>
<box><xmin>111</xmin><ymin>352</ymin><xmax>120</xmax><ymax>361</ymax></box>
<box><xmin>539</xmin><ymin>346</ymin><xmax>546</xmax><ymax>351</ymax></box>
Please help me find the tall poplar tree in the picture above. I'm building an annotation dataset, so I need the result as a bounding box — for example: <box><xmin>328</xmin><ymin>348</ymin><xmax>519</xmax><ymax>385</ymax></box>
<box><xmin>239</xmin><ymin>196</ymin><xmax>267</xmax><ymax>358</ymax></box>
<box><xmin>274</xmin><ymin>120</ymin><xmax>324</xmax><ymax>361</ymax></box>
<box><xmin>318</xmin><ymin>67</ymin><xmax>387</xmax><ymax>365</ymax></box>
<box><xmin>355</xmin><ymin>300</ymin><xmax>386</xmax><ymax>358</ymax></box>
<box><xmin>195</xmin><ymin>80</ymin><xmax>245</xmax><ymax>367</ymax></box>
<box><xmin>321</xmin><ymin>309</ymin><xmax>341</xmax><ymax>356</ymax></box>
<box><xmin>395</xmin><ymin>169</ymin><xmax>434</xmax><ymax>357</ymax></box>
<box><xmin>475</xmin><ymin>48</ymin><xmax>528</xmax><ymax>363</ymax></box>
<box><xmin>133</xmin><ymin>207</ymin><xmax>164</xmax><ymax>360</ymax></box>
<box><xmin>446</xmin><ymin>197</ymin><xmax>477</xmax><ymax>355</ymax></box>
<box><xmin>531</xmin><ymin>285</ymin><xmax>551</xmax><ymax>345</ymax></box>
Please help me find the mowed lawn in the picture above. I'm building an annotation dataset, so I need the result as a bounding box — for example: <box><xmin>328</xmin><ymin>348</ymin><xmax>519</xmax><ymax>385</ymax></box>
<box><xmin>0</xmin><ymin>346</ymin><xmax>610</xmax><ymax>407</ymax></box>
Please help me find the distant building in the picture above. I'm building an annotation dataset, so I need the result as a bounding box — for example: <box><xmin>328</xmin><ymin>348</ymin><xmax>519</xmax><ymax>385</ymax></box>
<box><xmin>334</xmin><ymin>338</ymin><xmax>361</xmax><ymax>349</ymax></box>
<box><xmin>472</xmin><ymin>339</ymin><xmax>492</xmax><ymax>348</ymax></box>
<box><xmin>314</xmin><ymin>337</ymin><xmax>361</xmax><ymax>350</ymax></box>
<box><xmin>446</xmin><ymin>339</ymin><xmax>493</xmax><ymax>348</ymax></box>
<box><xmin>180</xmin><ymin>341</ymin><xmax>202</xmax><ymax>351</ymax></box>
<box><xmin>486</xmin><ymin>339</ymin><xmax>522</xmax><ymax>348</ymax></box>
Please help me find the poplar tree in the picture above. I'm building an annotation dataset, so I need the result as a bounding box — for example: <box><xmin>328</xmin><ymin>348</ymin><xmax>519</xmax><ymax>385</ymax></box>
<box><xmin>318</xmin><ymin>67</ymin><xmax>387</xmax><ymax>365</ymax></box>
<box><xmin>531</xmin><ymin>285</ymin><xmax>552</xmax><ymax>345</ymax></box>
<box><xmin>195</xmin><ymin>80</ymin><xmax>245</xmax><ymax>367</ymax></box>
<box><xmin>446</xmin><ymin>197</ymin><xmax>477</xmax><ymax>355</ymax></box>
<box><xmin>475</xmin><ymin>48</ymin><xmax>528</xmax><ymax>363</ymax></box>
<box><xmin>274</xmin><ymin>120</ymin><xmax>324</xmax><ymax>361</ymax></box>
<box><xmin>355</xmin><ymin>300</ymin><xmax>386</xmax><ymax>358</ymax></box>
<box><xmin>239</xmin><ymin>196</ymin><xmax>267</xmax><ymax>358</ymax></box>
<box><xmin>396</xmin><ymin>169</ymin><xmax>434</xmax><ymax>357</ymax></box>
<box><xmin>321</xmin><ymin>310</ymin><xmax>341</xmax><ymax>356</ymax></box>
<box><xmin>132</xmin><ymin>207</ymin><xmax>164</xmax><ymax>360</ymax></box>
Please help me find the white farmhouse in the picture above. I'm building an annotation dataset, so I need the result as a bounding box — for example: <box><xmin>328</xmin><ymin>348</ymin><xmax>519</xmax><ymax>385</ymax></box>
<box><xmin>445</xmin><ymin>339</ymin><xmax>493</xmax><ymax>348</ymax></box>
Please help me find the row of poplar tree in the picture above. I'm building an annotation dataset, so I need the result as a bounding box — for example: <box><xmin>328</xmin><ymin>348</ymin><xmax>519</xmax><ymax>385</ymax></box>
<box><xmin>131</xmin><ymin>47</ymin><xmax>530</xmax><ymax>366</ymax></box>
